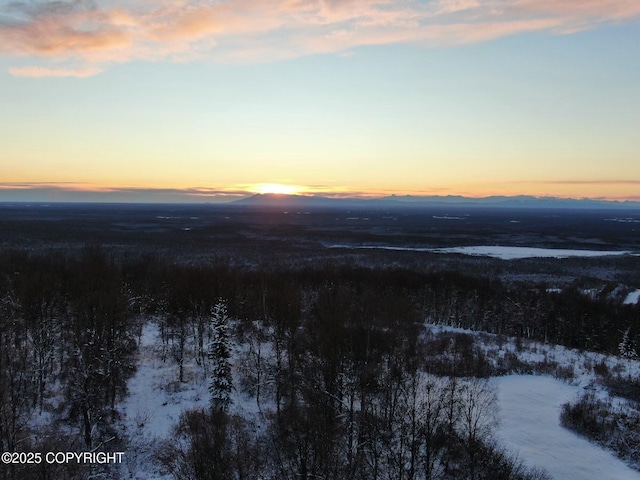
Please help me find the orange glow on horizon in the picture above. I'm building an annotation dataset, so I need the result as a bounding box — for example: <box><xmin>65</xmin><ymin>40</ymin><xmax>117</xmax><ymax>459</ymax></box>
<box><xmin>250</xmin><ymin>183</ymin><xmax>305</xmax><ymax>195</ymax></box>
<box><xmin>1</xmin><ymin>181</ymin><xmax>639</xmax><ymax>203</ymax></box>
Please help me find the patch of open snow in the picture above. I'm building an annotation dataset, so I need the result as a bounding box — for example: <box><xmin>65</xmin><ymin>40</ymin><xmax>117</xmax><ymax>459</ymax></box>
<box><xmin>118</xmin><ymin>321</ymin><xmax>210</xmax><ymax>479</ymax></box>
<box><xmin>496</xmin><ymin>375</ymin><xmax>639</xmax><ymax>480</ymax></box>
<box><xmin>119</xmin><ymin>320</ymin><xmax>268</xmax><ymax>479</ymax></box>
<box><xmin>120</xmin><ymin>322</ymin><xmax>209</xmax><ymax>441</ymax></box>
<box><xmin>623</xmin><ymin>289</ymin><xmax>640</xmax><ymax>305</ymax></box>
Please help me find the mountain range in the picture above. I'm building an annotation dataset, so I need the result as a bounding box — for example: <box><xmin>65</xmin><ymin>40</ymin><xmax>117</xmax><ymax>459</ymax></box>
<box><xmin>232</xmin><ymin>193</ymin><xmax>640</xmax><ymax>210</ymax></box>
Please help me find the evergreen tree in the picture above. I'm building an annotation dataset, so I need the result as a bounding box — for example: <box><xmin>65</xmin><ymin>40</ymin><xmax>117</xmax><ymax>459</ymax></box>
<box><xmin>618</xmin><ymin>328</ymin><xmax>638</xmax><ymax>359</ymax></box>
<box><xmin>209</xmin><ymin>299</ymin><xmax>233</xmax><ymax>411</ymax></box>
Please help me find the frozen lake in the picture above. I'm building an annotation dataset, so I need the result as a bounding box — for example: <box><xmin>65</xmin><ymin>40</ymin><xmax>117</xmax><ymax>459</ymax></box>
<box><xmin>328</xmin><ymin>244</ymin><xmax>631</xmax><ymax>260</ymax></box>
<box><xmin>435</xmin><ymin>246</ymin><xmax>631</xmax><ymax>260</ymax></box>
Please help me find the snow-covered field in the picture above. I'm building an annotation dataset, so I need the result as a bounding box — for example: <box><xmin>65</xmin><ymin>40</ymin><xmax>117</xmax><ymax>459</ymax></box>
<box><xmin>496</xmin><ymin>376</ymin><xmax>639</xmax><ymax>480</ymax></box>
<box><xmin>624</xmin><ymin>289</ymin><xmax>640</xmax><ymax>305</ymax></box>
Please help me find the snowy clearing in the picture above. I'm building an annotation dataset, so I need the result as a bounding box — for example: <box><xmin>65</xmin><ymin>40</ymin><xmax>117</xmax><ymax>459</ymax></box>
<box><xmin>496</xmin><ymin>375</ymin><xmax>639</xmax><ymax>480</ymax></box>
<box><xmin>118</xmin><ymin>321</ymin><xmax>210</xmax><ymax>479</ymax></box>
<box><xmin>119</xmin><ymin>322</ymin><xmax>210</xmax><ymax>441</ymax></box>
<box><xmin>623</xmin><ymin>289</ymin><xmax>640</xmax><ymax>305</ymax></box>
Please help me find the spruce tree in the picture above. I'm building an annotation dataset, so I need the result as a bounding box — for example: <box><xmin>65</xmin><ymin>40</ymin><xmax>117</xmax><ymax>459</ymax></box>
<box><xmin>618</xmin><ymin>328</ymin><xmax>638</xmax><ymax>359</ymax></box>
<box><xmin>209</xmin><ymin>299</ymin><xmax>233</xmax><ymax>411</ymax></box>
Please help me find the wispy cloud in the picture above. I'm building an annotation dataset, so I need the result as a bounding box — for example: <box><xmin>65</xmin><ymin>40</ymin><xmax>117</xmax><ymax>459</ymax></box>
<box><xmin>0</xmin><ymin>182</ymin><xmax>251</xmax><ymax>202</ymax></box>
<box><xmin>8</xmin><ymin>65</ymin><xmax>103</xmax><ymax>77</ymax></box>
<box><xmin>1</xmin><ymin>0</ymin><xmax>639</xmax><ymax>76</ymax></box>
<box><xmin>513</xmin><ymin>180</ymin><xmax>640</xmax><ymax>186</ymax></box>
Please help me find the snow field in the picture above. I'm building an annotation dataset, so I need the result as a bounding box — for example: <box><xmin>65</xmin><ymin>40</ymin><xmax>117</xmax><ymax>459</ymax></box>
<box><xmin>496</xmin><ymin>375</ymin><xmax>639</xmax><ymax>480</ymax></box>
<box><xmin>623</xmin><ymin>289</ymin><xmax>640</xmax><ymax>305</ymax></box>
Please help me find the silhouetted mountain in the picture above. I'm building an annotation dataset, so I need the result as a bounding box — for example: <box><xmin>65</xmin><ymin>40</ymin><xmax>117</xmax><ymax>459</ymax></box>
<box><xmin>233</xmin><ymin>193</ymin><xmax>371</xmax><ymax>208</ymax></box>
<box><xmin>375</xmin><ymin>195</ymin><xmax>640</xmax><ymax>208</ymax></box>
<box><xmin>232</xmin><ymin>193</ymin><xmax>640</xmax><ymax>210</ymax></box>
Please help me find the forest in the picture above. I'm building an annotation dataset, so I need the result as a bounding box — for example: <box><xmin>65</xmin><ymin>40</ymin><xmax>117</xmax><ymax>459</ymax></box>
<box><xmin>1</xmin><ymin>244</ymin><xmax>639</xmax><ymax>479</ymax></box>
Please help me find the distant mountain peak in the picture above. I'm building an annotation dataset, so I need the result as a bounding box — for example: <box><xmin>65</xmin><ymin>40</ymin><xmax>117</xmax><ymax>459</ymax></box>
<box><xmin>232</xmin><ymin>193</ymin><xmax>338</xmax><ymax>207</ymax></box>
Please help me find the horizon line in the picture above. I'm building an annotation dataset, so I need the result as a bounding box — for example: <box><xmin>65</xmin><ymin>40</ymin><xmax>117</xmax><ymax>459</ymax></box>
<box><xmin>2</xmin><ymin>191</ymin><xmax>640</xmax><ymax>207</ymax></box>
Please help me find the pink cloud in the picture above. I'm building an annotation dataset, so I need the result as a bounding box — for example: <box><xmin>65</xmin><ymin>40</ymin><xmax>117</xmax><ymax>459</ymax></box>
<box><xmin>1</xmin><ymin>0</ymin><xmax>638</xmax><ymax>76</ymax></box>
<box><xmin>0</xmin><ymin>4</ymin><xmax>132</xmax><ymax>57</ymax></box>
<box><xmin>9</xmin><ymin>65</ymin><xmax>103</xmax><ymax>78</ymax></box>
<box><xmin>515</xmin><ymin>0</ymin><xmax>640</xmax><ymax>19</ymax></box>
<box><xmin>146</xmin><ymin>5</ymin><xmax>220</xmax><ymax>41</ymax></box>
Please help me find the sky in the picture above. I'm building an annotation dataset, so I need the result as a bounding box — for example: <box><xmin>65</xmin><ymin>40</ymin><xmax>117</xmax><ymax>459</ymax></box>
<box><xmin>1</xmin><ymin>0</ymin><xmax>639</xmax><ymax>203</ymax></box>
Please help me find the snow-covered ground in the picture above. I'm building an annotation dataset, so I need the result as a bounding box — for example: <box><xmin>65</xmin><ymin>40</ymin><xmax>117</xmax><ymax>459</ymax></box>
<box><xmin>118</xmin><ymin>321</ymin><xmax>264</xmax><ymax>479</ymax></box>
<box><xmin>496</xmin><ymin>375</ymin><xmax>639</xmax><ymax>480</ymax></box>
<box><xmin>623</xmin><ymin>289</ymin><xmax>640</xmax><ymax>305</ymax></box>
<box><xmin>120</xmin><ymin>320</ymin><xmax>640</xmax><ymax>479</ymax></box>
<box><xmin>118</xmin><ymin>321</ymin><xmax>210</xmax><ymax>479</ymax></box>
<box><xmin>120</xmin><ymin>322</ymin><xmax>210</xmax><ymax>440</ymax></box>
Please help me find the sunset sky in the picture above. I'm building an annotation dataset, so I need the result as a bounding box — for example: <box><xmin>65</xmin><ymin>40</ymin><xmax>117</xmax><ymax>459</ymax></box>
<box><xmin>1</xmin><ymin>0</ymin><xmax>639</xmax><ymax>203</ymax></box>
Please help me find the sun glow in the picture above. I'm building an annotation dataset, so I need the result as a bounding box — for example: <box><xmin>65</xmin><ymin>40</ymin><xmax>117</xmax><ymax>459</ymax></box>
<box><xmin>252</xmin><ymin>183</ymin><xmax>304</xmax><ymax>195</ymax></box>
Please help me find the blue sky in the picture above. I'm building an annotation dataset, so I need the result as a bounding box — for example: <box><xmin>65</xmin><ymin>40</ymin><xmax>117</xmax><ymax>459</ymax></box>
<box><xmin>1</xmin><ymin>0</ymin><xmax>639</xmax><ymax>202</ymax></box>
